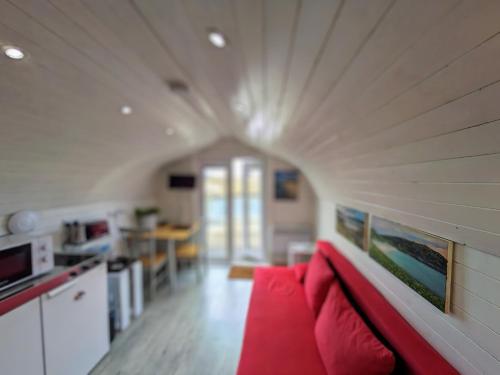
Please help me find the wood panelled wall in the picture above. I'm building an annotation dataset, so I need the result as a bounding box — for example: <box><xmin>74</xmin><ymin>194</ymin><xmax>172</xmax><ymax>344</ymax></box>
<box><xmin>156</xmin><ymin>139</ymin><xmax>317</xmax><ymax>262</ymax></box>
<box><xmin>297</xmin><ymin>3</ymin><xmax>500</xmax><ymax>374</ymax></box>
<box><xmin>281</xmin><ymin>4</ymin><xmax>500</xmax><ymax>373</ymax></box>
<box><xmin>319</xmin><ymin>202</ymin><xmax>500</xmax><ymax>375</ymax></box>
<box><xmin>1</xmin><ymin>1</ymin><xmax>500</xmax><ymax>372</ymax></box>
<box><xmin>0</xmin><ymin>201</ymin><xmax>151</xmax><ymax>253</ymax></box>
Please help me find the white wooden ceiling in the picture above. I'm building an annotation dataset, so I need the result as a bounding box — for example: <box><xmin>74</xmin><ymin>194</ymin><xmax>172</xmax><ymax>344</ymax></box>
<box><xmin>1</xmin><ymin>0</ymin><xmax>500</xmax><ymax>215</ymax></box>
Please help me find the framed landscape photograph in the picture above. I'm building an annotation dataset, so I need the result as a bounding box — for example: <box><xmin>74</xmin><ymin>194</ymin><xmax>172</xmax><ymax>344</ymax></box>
<box><xmin>274</xmin><ymin>170</ymin><xmax>299</xmax><ymax>200</ymax></box>
<box><xmin>369</xmin><ymin>216</ymin><xmax>453</xmax><ymax>313</ymax></box>
<box><xmin>336</xmin><ymin>205</ymin><xmax>369</xmax><ymax>250</ymax></box>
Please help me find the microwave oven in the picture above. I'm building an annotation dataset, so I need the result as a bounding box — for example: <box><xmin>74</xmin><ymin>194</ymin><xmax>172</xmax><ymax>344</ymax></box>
<box><xmin>0</xmin><ymin>236</ymin><xmax>54</xmax><ymax>292</ymax></box>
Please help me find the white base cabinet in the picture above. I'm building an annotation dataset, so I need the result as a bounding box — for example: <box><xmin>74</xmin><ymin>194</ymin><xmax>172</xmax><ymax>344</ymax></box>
<box><xmin>41</xmin><ymin>263</ymin><xmax>109</xmax><ymax>375</ymax></box>
<box><xmin>0</xmin><ymin>298</ymin><xmax>45</xmax><ymax>375</ymax></box>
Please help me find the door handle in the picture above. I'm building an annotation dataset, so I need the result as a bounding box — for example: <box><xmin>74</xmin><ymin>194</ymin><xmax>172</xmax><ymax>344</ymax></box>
<box><xmin>74</xmin><ymin>291</ymin><xmax>86</xmax><ymax>301</ymax></box>
<box><xmin>47</xmin><ymin>280</ymin><xmax>77</xmax><ymax>299</ymax></box>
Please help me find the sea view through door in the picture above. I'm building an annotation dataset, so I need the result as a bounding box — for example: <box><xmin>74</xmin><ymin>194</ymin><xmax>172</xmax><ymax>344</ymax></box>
<box><xmin>202</xmin><ymin>158</ymin><xmax>264</xmax><ymax>261</ymax></box>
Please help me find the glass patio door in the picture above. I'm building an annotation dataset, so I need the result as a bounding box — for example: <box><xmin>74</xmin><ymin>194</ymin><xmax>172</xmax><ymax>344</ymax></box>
<box><xmin>232</xmin><ymin>158</ymin><xmax>264</xmax><ymax>261</ymax></box>
<box><xmin>202</xmin><ymin>166</ymin><xmax>229</xmax><ymax>260</ymax></box>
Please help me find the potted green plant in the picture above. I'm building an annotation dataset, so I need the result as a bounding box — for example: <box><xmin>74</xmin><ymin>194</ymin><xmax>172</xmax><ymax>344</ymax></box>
<box><xmin>135</xmin><ymin>207</ymin><xmax>160</xmax><ymax>230</ymax></box>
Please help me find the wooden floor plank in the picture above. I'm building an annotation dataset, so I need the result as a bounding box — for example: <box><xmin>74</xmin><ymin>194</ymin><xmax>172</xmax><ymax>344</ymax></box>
<box><xmin>91</xmin><ymin>265</ymin><xmax>252</xmax><ymax>375</ymax></box>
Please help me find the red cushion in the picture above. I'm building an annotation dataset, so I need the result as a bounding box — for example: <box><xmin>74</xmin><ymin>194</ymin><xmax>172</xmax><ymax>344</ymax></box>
<box><xmin>293</xmin><ymin>262</ymin><xmax>308</xmax><ymax>283</ymax></box>
<box><xmin>237</xmin><ymin>267</ymin><xmax>326</xmax><ymax>375</ymax></box>
<box><xmin>304</xmin><ymin>251</ymin><xmax>335</xmax><ymax>317</ymax></box>
<box><xmin>316</xmin><ymin>241</ymin><xmax>459</xmax><ymax>375</ymax></box>
<box><xmin>315</xmin><ymin>282</ymin><xmax>395</xmax><ymax>375</ymax></box>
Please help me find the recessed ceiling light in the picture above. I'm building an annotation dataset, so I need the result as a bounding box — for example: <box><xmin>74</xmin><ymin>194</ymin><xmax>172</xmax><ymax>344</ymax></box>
<box><xmin>207</xmin><ymin>29</ymin><xmax>227</xmax><ymax>48</ymax></box>
<box><xmin>233</xmin><ymin>101</ymin><xmax>249</xmax><ymax>116</ymax></box>
<box><xmin>3</xmin><ymin>46</ymin><xmax>25</xmax><ymax>60</ymax></box>
<box><xmin>165</xmin><ymin>128</ymin><xmax>175</xmax><ymax>136</ymax></box>
<box><xmin>120</xmin><ymin>105</ymin><xmax>132</xmax><ymax>115</ymax></box>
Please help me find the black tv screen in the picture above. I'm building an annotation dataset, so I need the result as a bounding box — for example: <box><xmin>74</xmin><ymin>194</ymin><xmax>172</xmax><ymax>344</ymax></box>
<box><xmin>169</xmin><ymin>174</ymin><xmax>196</xmax><ymax>189</ymax></box>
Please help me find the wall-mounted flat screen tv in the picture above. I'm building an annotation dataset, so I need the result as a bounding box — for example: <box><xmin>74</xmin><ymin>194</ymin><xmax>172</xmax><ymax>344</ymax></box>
<box><xmin>169</xmin><ymin>174</ymin><xmax>196</xmax><ymax>189</ymax></box>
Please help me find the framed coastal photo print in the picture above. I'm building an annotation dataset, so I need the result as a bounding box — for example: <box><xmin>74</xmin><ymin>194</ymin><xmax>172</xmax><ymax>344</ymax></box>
<box><xmin>335</xmin><ymin>205</ymin><xmax>369</xmax><ymax>250</ymax></box>
<box><xmin>275</xmin><ymin>170</ymin><xmax>299</xmax><ymax>200</ymax></box>
<box><xmin>369</xmin><ymin>216</ymin><xmax>453</xmax><ymax>313</ymax></box>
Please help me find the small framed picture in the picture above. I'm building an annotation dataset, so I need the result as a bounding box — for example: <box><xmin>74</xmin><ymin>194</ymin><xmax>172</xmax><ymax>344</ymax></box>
<box><xmin>275</xmin><ymin>170</ymin><xmax>299</xmax><ymax>200</ymax></box>
<box><xmin>336</xmin><ymin>205</ymin><xmax>369</xmax><ymax>250</ymax></box>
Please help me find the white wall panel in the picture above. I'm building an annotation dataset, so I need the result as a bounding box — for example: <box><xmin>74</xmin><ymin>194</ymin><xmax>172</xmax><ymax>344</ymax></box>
<box><xmin>0</xmin><ymin>200</ymin><xmax>153</xmax><ymax>254</ymax></box>
<box><xmin>156</xmin><ymin>139</ymin><xmax>317</xmax><ymax>261</ymax></box>
<box><xmin>355</xmin><ymin>0</ymin><xmax>500</xmax><ymax>122</ymax></box>
<box><xmin>318</xmin><ymin>202</ymin><xmax>500</xmax><ymax>374</ymax></box>
<box><xmin>1</xmin><ymin>1</ymin><xmax>500</xmax><ymax>373</ymax></box>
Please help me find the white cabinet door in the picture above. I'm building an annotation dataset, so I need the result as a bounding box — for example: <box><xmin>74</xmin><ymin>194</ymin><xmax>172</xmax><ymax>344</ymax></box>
<box><xmin>0</xmin><ymin>298</ymin><xmax>44</xmax><ymax>375</ymax></box>
<box><xmin>42</xmin><ymin>263</ymin><xmax>109</xmax><ymax>375</ymax></box>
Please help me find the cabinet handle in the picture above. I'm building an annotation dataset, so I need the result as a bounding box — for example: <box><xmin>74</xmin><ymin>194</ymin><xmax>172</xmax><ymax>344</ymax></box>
<box><xmin>47</xmin><ymin>280</ymin><xmax>77</xmax><ymax>299</ymax></box>
<box><xmin>74</xmin><ymin>291</ymin><xmax>86</xmax><ymax>301</ymax></box>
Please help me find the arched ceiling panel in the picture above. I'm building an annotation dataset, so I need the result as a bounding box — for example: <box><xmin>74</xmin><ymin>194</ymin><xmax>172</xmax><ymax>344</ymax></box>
<box><xmin>2</xmin><ymin>0</ymin><xmax>500</xmax><ymax>215</ymax></box>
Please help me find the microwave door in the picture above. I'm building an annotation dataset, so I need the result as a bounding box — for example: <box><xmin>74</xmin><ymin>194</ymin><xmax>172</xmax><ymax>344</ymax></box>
<box><xmin>0</xmin><ymin>243</ymin><xmax>33</xmax><ymax>291</ymax></box>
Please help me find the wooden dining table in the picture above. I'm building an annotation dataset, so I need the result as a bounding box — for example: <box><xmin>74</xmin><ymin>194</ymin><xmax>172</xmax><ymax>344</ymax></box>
<box><xmin>121</xmin><ymin>224</ymin><xmax>197</xmax><ymax>299</ymax></box>
<box><xmin>142</xmin><ymin>225</ymin><xmax>195</xmax><ymax>293</ymax></box>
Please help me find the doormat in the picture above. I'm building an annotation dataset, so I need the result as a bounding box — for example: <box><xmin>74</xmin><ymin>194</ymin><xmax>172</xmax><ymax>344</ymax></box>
<box><xmin>228</xmin><ymin>265</ymin><xmax>255</xmax><ymax>280</ymax></box>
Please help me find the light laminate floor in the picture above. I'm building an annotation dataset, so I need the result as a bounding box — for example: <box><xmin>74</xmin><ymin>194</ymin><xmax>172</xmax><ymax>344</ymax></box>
<box><xmin>91</xmin><ymin>265</ymin><xmax>252</xmax><ymax>375</ymax></box>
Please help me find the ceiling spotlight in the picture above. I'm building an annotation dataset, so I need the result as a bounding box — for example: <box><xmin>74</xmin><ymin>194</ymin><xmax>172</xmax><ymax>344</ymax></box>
<box><xmin>165</xmin><ymin>128</ymin><xmax>175</xmax><ymax>136</ymax></box>
<box><xmin>207</xmin><ymin>29</ymin><xmax>227</xmax><ymax>48</ymax></box>
<box><xmin>233</xmin><ymin>101</ymin><xmax>249</xmax><ymax>117</ymax></box>
<box><xmin>120</xmin><ymin>105</ymin><xmax>132</xmax><ymax>115</ymax></box>
<box><xmin>2</xmin><ymin>46</ymin><xmax>25</xmax><ymax>60</ymax></box>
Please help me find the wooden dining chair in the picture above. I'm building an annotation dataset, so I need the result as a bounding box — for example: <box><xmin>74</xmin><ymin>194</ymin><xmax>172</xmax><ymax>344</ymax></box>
<box><xmin>175</xmin><ymin>222</ymin><xmax>204</xmax><ymax>282</ymax></box>
<box><xmin>120</xmin><ymin>228</ymin><xmax>168</xmax><ymax>300</ymax></box>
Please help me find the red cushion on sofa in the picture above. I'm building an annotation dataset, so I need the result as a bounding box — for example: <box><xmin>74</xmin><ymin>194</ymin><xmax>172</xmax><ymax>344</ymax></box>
<box><xmin>304</xmin><ymin>251</ymin><xmax>335</xmax><ymax>317</ymax></box>
<box><xmin>293</xmin><ymin>262</ymin><xmax>308</xmax><ymax>283</ymax></box>
<box><xmin>237</xmin><ymin>267</ymin><xmax>326</xmax><ymax>375</ymax></box>
<box><xmin>315</xmin><ymin>282</ymin><xmax>395</xmax><ymax>375</ymax></box>
<box><xmin>316</xmin><ymin>241</ymin><xmax>459</xmax><ymax>375</ymax></box>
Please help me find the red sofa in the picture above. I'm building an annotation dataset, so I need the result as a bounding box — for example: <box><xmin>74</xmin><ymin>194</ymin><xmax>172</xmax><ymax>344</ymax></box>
<box><xmin>237</xmin><ymin>240</ymin><xmax>458</xmax><ymax>375</ymax></box>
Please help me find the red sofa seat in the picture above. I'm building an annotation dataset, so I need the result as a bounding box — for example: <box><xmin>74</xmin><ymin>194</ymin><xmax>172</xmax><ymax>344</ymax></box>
<box><xmin>317</xmin><ymin>241</ymin><xmax>458</xmax><ymax>375</ymax></box>
<box><xmin>237</xmin><ymin>241</ymin><xmax>458</xmax><ymax>375</ymax></box>
<box><xmin>237</xmin><ymin>266</ymin><xmax>326</xmax><ymax>375</ymax></box>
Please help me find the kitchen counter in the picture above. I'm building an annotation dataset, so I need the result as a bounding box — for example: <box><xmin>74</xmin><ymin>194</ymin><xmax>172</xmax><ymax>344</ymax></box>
<box><xmin>0</xmin><ymin>253</ymin><xmax>104</xmax><ymax>316</ymax></box>
<box><xmin>0</xmin><ymin>252</ymin><xmax>109</xmax><ymax>375</ymax></box>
